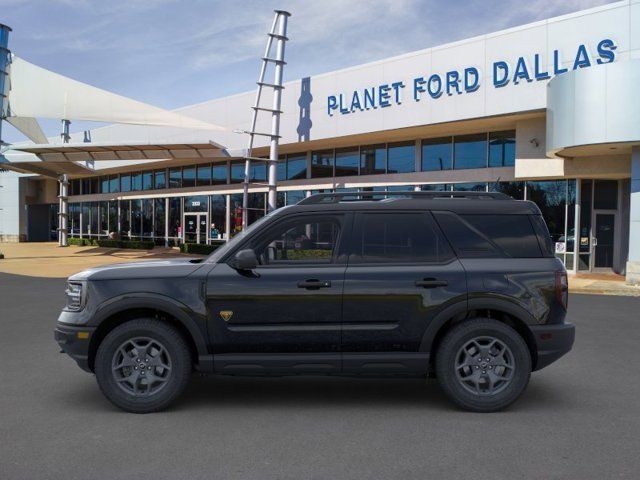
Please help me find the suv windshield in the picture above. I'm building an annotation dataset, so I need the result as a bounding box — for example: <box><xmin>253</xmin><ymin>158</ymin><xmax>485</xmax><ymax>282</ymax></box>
<box><xmin>205</xmin><ymin>207</ymin><xmax>290</xmax><ymax>263</ymax></box>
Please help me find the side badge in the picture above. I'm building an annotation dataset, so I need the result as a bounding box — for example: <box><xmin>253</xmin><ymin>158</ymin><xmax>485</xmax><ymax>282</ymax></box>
<box><xmin>220</xmin><ymin>311</ymin><xmax>233</xmax><ymax>322</ymax></box>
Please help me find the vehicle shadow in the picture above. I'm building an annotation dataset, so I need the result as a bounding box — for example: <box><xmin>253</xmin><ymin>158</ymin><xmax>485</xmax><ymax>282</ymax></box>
<box><xmin>171</xmin><ymin>374</ymin><xmax>568</xmax><ymax>413</ymax></box>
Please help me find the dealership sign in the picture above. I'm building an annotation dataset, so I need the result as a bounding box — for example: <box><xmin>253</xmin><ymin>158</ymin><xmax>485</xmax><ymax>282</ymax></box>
<box><xmin>327</xmin><ymin>39</ymin><xmax>617</xmax><ymax>116</ymax></box>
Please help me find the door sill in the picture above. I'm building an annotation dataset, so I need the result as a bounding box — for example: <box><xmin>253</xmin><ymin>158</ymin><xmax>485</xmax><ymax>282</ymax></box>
<box><xmin>212</xmin><ymin>352</ymin><xmax>429</xmax><ymax>376</ymax></box>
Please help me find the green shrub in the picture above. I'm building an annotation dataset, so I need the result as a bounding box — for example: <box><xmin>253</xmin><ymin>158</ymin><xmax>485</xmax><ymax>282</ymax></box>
<box><xmin>96</xmin><ymin>239</ymin><xmax>120</xmax><ymax>248</ymax></box>
<box><xmin>68</xmin><ymin>238</ymin><xmax>86</xmax><ymax>246</ymax></box>
<box><xmin>179</xmin><ymin>242</ymin><xmax>223</xmax><ymax>255</ymax></box>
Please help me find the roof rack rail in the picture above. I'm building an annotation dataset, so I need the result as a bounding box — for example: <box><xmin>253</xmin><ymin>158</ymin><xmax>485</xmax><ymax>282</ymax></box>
<box><xmin>297</xmin><ymin>190</ymin><xmax>512</xmax><ymax>205</ymax></box>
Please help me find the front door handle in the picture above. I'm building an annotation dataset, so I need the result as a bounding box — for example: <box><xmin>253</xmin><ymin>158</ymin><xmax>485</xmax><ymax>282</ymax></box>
<box><xmin>415</xmin><ymin>278</ymin><xmax>448</xmax><ymax>288</ymax></box>
<box><xmin>297</xmin><ymin>279</ymin><xmax>332</xmax><ymax>289</ymax></box>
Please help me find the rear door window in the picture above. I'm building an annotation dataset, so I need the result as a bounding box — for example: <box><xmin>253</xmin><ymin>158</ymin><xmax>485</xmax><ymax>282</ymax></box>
<box><xmin>434</xmin><ymin>211</ymin><xmax>543</xmax><ymax>258</ymax></box>
<box><xmin>350</xmin><ymin>212</ymin><xmax>454</xmax><ymax>264</ymax></box>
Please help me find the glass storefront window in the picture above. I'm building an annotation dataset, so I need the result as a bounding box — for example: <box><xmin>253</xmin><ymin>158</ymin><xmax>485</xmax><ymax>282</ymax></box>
<box><xmin>197</xmin><ymin>164</ymin><xmax>212</xmax><ymax>186</ymax></box>
<box><xmin>277</xmin><ymin>156</ymin><xmax>286</xmax><ymax>181</ymax></box>
<box><xmin>108</xmin><ymin>201</ymin><xmax>118</xmax><ymax>234</ymax></box>
<box><xmin>387</xmin><ymin>142</ymin><xmax>415</xmax><ymax>174</ymax></box>
<box><xmin>154</xmin><ymin>198</ymin><xmax>165</xmax><ymax>238</ymax></box>
<box><xmin>130</xmin><ymin>199</ymin><xmax>142</xmax><ymax>237</ymax></box>
<box><xmin>421</xmin><ymin>184</ymin><xmax>452</xmax><ymax>191</ymax></box>
<box><xmin>91</xmin><ymin>177</ymin><xmax>100</xmax><ymax>195</ymax></box>
<box><xmin>488</xmin><ymin>131</ymin><xmax>516</xmax><ymax>167</ymax></box>
<box><xmin>184</xmin><ymin>195</ymin><xmax>208</xmax><ymax>213</ymax></box>
<box><xmin>90</xmin><ymin>202</ymin><xmax>99</xmax><ymax>236</ymax></box>
<box><xmin>526</xmin><ymin>180</ymin><xmax>566</xmax><ymax>249</ymax></box>
<box><xmin>594</xmin><ymin>180</ymin><xmax>618</xmax><ymax>209</ymax></box>
<box><xmin>81</xmin><ymin>179</ymin><xmax>91</xmax><ymax>195</ymax></box>
<box><xmin>453</xmin><ymin>182</ymin><xmax>487</xmax><ymax>191</ymax></box>
<box><xmin>286</xmin><ymin>190</ymin><xmax>306</xmax><ymax>205</ymax></box>
<box><xmin>101</xmin><ymin>177</ymin><xmax>109</xmax><ymax>194</ymax></box>
<box><xmin>154</xmin><ymin>170</ymin><xmax>166</xmax><ymax>189</ymax></box>
<box><xmin>99</xmin><ymin>202</ymin><xmax>108</xmax><ymax>235</ymax></box>
<box><xmin>311</xmin><ymin>150</ymin><xmax>333</xmax><ymax>178</ymax></box>
<box><xmin>169</xmin><ymin>197</ymin><xmax>181</xmax><ymax>238</ymax></box>
<box><xmin>69</xmin><ymin>204</ymin><xmax>80</xmax><ymax>235</ymax></box>
<box><xmin>248</xmin><ymin>162</ymin><xmax>266</xmax><ymax>182</ymax></box>
<box><xmin>120</xmin><ymin>200</ymin><xmax>130</xmax><ymax>237</ymax></box>
<box><xmin>81</xmin><ymin>203</ymin><xmax>90</xmax><ymax>235</ymax></box>
<box><xmin>489</xmin><ymin>181</ymin><xmax>525</xmax><ymax>199</ymax></box>
<box><xmin>143</xmin><ymin>172</ymin><xmax>153</xmax><ymax>190</ymax></box>
<box><xmin>182</xmin><ymin>167</ymin><xmax>196</xmax><ymax>188</ymax></box>
<box><xmin>454</xmin><ymin>134</ymin><xmax>487</xmax><ymax>169</ymax></box>
<box><xmin>335</xmin><ymin>148</ymin><xmax>359</xmax><ymax>177</ymax></box>
<box><xmin>287</xmin><ymin>154</ymin><xmax>307</xmax><ymax>180</ymax></box>
<box><xmin>108</xmin><ymin>175</ymin><xmax>119</xmax><ymax>193</ymax></box>
<box><xmin>169</xmin><ymin>168</ymin><xmax>182</xmax><ymax>189</ymax></box>
<box><xmin>212</xmin><ymin>163</ymin><xmax>227</xmax><ymax>184</ymax></box>
<box><xmin>360</xmin><ymin>145</ymin><xmax>386</xmax><ymax>175</ymax></box>
<box><xmin>579</xmin><ymin>180</ymin><xmax>593</xmax><ymax>271</ymax></box>
<box><xmin>422</xmin><ymin>137</ymin><xmax>452</xmax><ymax>171</ymax></box>
<box><xmin>230</xmin><ymin>161</ymin><xmax>244</xmax><ymax>184</ymax></box>
<box><xmin>142</xmin><ymin>199</ymin><xmax>153</xmax><ymax>237</ymax></box>
<box><xmin>132</xmin><ymin>173</ymin><xmax>142</xmax><ymax>191</ymax></box>
<box><xmin>120</xmin><ymin>174</ymin><xmax>131</xmax><ymax>192</ymax></box>
<box><xmin>210</xmin><ymin>195</ymin><xmax>226</xmax><ymax>240</ymax></box>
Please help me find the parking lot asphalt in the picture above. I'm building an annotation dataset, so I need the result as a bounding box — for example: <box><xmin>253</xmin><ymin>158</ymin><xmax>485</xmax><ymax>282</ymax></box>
<box><xmin>1</xmin><ymin>272</ymin><xmax>639</xmax><ymax>480</ymax></box>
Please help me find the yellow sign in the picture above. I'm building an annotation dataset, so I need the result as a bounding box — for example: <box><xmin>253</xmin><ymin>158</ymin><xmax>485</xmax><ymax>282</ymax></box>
<box><xmin>219</xmin><ymin>311</ymin><xmax>233</xmax><ymax>322</ymax></box>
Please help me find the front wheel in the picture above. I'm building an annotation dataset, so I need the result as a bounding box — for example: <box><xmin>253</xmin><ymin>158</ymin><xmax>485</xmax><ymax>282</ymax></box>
<box><xmin>95</xmin><ymin>319</ymin><xmax>192</xmax><ymax>413</ymax></box>
<box><xmin>435</xmin><ymin>318</ymin><xmax>531</xmax><ymax>412</ymax></box>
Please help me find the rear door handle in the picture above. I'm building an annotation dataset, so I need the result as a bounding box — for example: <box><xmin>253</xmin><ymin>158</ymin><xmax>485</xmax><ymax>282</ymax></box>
<box><xmin>297</xmin><ymin>279</ymin><xmax>332</xmax><ymax>289</ymax></box>
<box><xmin>415</xmin><ymin>278</ymin><xmax>448</xmax><ymax>288</ymax></box>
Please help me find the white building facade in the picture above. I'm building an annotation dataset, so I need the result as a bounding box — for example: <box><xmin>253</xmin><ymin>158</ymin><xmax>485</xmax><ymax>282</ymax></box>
<box><xmin>2</xmin><ymin>1</ymin><xmax>640</xmax><ymax>281</ymax></box>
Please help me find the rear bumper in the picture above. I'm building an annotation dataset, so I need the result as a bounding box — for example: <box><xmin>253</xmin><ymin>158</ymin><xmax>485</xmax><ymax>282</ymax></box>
<box><xmin>530</xmin><ymin>323</ymin><xmax>575</xmax><ymax>371</ymax></box>
<box><xmin>54</xmin><ymin>323</ymin><xmax>96</xmax><ymax>373</ymax></box>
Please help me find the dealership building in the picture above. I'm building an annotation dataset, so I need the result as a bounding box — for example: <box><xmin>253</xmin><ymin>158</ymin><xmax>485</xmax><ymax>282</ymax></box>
<box><xmin>1</xmin><ymin>1</ymin><xmax>639</xmax><ymax>281</ymax></box>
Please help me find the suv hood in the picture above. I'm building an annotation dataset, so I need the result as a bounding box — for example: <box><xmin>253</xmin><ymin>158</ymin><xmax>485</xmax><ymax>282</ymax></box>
<box><xmin>68</xmin><ymin>258</ymin><xmax>206</xmax><ymax>281</ymax></box>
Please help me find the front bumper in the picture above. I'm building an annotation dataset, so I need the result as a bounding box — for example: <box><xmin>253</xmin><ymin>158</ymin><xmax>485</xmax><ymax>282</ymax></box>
<box><xmin>530</xmin><ymin>322</ymin><xmax>575</xmax><ymax>371</ymax></box>
<box><xmin>54</xmin><ymin>323</ymin><xmax>96</xmax><ymax>373</ymax></box>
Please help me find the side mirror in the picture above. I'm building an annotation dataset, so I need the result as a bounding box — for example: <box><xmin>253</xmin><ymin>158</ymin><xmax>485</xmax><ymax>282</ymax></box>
<box><xmin>230</xmin><ymin>249</ymin><xmax>258</xmax><ymax>271</ymax></box>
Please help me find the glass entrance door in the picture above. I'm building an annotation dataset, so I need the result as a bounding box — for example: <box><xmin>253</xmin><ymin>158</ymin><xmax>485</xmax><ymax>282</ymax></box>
<box><xmin>593</xmin><ymin>213</ymin><xmax>615</xmax><ymax>270</ymax></box>
<box><xmin>183</xmin><ymin>213</ymin><xmax>208</xmax><ymax>244</ymax></box>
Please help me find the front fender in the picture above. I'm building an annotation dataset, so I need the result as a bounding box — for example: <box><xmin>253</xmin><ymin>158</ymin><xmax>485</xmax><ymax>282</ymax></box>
<box><xmin>90</xmin><ymin>293</ymin><xmax>209</xmax><ymax>358</ymax></box>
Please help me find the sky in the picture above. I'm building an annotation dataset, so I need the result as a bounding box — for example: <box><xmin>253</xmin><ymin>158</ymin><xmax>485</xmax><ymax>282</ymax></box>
<box><xmin>0</xmin><ymin>0</ymin><xmax>617</xmax><ymax>143</ymax></box>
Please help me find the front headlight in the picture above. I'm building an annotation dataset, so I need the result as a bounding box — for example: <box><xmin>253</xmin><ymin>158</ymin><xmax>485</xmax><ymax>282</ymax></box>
<box><xmin>64</xmin><ymin>282</ymin><xmax>85</xmax><ymax>311</ymax></box>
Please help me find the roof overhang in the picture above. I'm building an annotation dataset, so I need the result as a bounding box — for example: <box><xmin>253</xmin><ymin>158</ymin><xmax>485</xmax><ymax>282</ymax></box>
<box><xmin>1</xmin><ymin>140</ymin><xmax>235</xmax><ymax>178</ymax></box>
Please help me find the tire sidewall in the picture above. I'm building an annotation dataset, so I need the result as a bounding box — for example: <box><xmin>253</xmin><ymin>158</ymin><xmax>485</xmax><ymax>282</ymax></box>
<box><xmin>436</xmin><ymin>319</ymin><xmax>531</xmax><ymax>412</ymax></box>
<box><xmin>95</xmin><ymin>319</ymin><xmax>191</xmax><ymax>413</ymax></box>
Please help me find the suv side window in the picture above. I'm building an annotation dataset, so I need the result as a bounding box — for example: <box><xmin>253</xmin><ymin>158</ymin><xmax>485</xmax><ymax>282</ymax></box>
<box><xmin>252</xmin><ymin>215</ymin><xmax>342</xmax><ymax>266</ymax></box>
<box><xmin>350</xmin><ymin>212</ymin><xmax>454</xmax><ymax>264</ymax></box>
<box><xmin>460</xmin><ymin>214</ymin><xmax>542</xmax><ymax>258</ymax></box>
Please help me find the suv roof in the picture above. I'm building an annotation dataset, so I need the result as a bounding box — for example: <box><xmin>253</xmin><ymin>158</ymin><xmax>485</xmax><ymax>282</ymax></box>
<box><xmin>285</xmin><ymin>191</ymin><xmax>541</xmax><ymax>215</ymax></box>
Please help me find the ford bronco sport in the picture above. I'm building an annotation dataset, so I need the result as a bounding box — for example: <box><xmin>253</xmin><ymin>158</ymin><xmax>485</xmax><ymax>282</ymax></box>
<box><xmin>55</xmin><ymin>191</ymin><xmax>574</xmax><ymax>413</ymax></box>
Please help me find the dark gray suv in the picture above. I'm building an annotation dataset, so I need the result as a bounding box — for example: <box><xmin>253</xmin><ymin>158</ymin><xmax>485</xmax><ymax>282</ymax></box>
<box><xmin>55</xmin><ymin>191</ymin><xmax>574</xmax><ymax>413</ymax></box>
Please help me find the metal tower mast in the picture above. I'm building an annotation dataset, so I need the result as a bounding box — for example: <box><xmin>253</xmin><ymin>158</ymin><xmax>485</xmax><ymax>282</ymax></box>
<box><xmin>241</xmin><ymin>10</ymin><xmax>290</xmax><ymax>228</ymax></box>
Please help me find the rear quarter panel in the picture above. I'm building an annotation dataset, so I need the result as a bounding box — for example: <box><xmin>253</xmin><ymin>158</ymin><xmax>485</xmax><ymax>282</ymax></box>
<box><xmin>462</xmin><ymin>257</ymin><xmax>567</xmax><ymax>325</ymax></box>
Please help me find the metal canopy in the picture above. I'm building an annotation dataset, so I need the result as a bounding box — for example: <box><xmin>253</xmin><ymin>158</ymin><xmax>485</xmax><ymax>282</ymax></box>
<box><xmin>2</xmin><ymin>140</ymin><xmax>231</xmax><ymax>178</ymax></box>
<box><xmin>10</xmin><ymin>140</ymin><xmax>228</xmax><ymax>162</ymax></box>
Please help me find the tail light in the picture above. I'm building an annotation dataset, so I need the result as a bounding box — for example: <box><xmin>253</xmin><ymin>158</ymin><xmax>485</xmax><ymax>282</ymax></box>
<box><xmin>555</xmin><ymin>271</ymin><xmax>568</xmax><ymax>310</ymax></box>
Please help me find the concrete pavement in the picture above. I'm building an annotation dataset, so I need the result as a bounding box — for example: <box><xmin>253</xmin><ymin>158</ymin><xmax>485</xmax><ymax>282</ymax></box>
<box><xmin>0</xmin><ymin>272</ymin><xmax>639</xmax><ymax>479</ymax></box>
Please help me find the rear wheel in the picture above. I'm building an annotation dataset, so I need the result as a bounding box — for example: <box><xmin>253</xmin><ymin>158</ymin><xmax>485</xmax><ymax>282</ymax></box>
<box><xmin>95</xmin><ymin>318</ymin><xmax>191</xmax><ymax>413</ymax></box>
<box><xmin>435</xmin><ymin>318</ymin><xmax>531</xmax><ymax>412</ymax></box>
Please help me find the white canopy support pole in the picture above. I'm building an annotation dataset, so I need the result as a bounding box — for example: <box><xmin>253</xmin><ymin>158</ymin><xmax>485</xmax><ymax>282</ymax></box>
<box><xmin>268</xmin><ymin>11</ymin><xmax>290</xmax><ymax>213</ymax></box>
<box><xmin>241</xmin><ymin>10</ymin><xmax>290</xmax><ymax>228</ymax></box>
<box><xmin>57</xmin><ymin>119</ymin><xmax>70</xmax><ymax>247</ymax></box>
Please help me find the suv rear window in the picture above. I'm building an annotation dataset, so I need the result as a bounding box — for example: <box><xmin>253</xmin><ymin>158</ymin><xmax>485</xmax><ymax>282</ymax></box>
<box><xmin>434</xmin><ymin>212</ymin><xmax>544</xmax><ymax>258</ymax></box>
<box><xmin>460</xmin><ymin>214</ymin><xmax>542</xmax><ymax>258</ymax></box>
